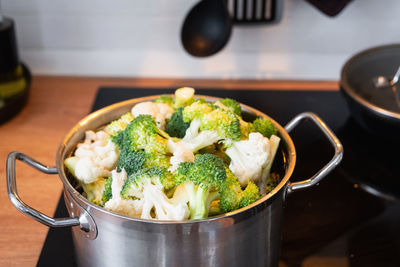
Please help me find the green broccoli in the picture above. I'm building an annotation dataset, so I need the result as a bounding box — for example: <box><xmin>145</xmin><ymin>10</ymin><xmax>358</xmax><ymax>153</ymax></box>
<box><xmin>200</xmin><ymin>108</ymin><xmax>242</xmax><ymax>141</ymax></box>
<box><xmin>115</xmin><ymin>114</ymin><xmax>168</xmax><ymax>155</ymax></box>
<box><xmin>219</xmin><ymin>168</ymin><xmax>261</xmax><ymax>212</ymax></box>
<box><xmin>116</xmin><ymin>145</ymin><xmax>169</xmax><ymax>176</ymax></box>
<box><xmin>112</xmin><ymin>114</ymin><xmax>171</xmax><ymax>179</ymax></box>
<box><xmin>105</xmin><ymin>112</ymin><xmax>134</xmax><ymax>137</ymax></box>
<box><xmin>120</xmin><ymin>166</ymin><xmax>176</xmax><ymax>199</ymax></box>
<box><xmin>182</xmin><ymin>99</ymin><xmax>242</xmax><ymax>141</ymax></box>
<box><xmin>182</xmin><ymin>100</ymin><xmax>214</xmax><ymax>122</ymax></box>
<box><xmin>154</xmin><ymin>94</ymin><xmax>174</xmax><ymax>106</ymax></box>
<box><xmin>102</xmin><ymin>177</ymin><xmax>113</xmax><ymax>203</ymax></box>
<box><xmin>239</xmin><ymin>181</ymin><xmax>261</xmax><ymax>208</ymax></box>
<box><xmin>116</xmin><ymin>147</ymin><xmax>148</xmax><ymax>175</ymax></box>
<box><xmin>252</xmin><ymin>117</ymin><xmax>278</xmax><ymax>138</ymax></box>
<box><xmin>219</xmin><ymin>169</ymin><xmax>242</xmax><ymax>212</ymax></box>
<box><xmin>219</xmin><ymin>98</ymin><xmax>242</xmax><ymax>116</ymax></box>
<box><xmin>174</xmin><ymin>87</ymin><xmax>195</xmax><ymax>108</ymax></box>
<box><xmin>175</xmin><ymin>154</ymin><xmax>227</xmax><ymax>219</ymax></box>
<box><xmin>165</xmin><ymin>107</ymin><xmax>191</xmax><ymax>138</ymax></box>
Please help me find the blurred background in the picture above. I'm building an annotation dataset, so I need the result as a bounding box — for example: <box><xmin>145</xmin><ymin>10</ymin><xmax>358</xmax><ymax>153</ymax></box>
<box><xmin>3</xmin><ymin>0</ymin><xmax>399</xmax><ymax>80</ymax></box>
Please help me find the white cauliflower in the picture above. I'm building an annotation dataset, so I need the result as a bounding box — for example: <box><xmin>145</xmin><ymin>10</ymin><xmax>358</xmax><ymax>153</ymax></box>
<box><xmin>107</xmin><ymin>168</ymin><xmax>189</xmax><ymax>221</ymax></box>
<box><xmin>167</xmin><ymin>119</ymin><xmax>219</xmax><ymax>154</ymax></box>
<box><xmin>141</xmin><ymin>179</ymin><xmax>190</xmax><ymax>221</ymax></box>
<box><xmin>167</xmin><ymin>119</ymin><xmax>219</xmax><ymax>172</ymax></box>
<box><xmin>73</xmin><ymin>130</ymin><xmax>118</xmax><ymax>184</ymax></box>
<box><xmin>174</xmin><ymin>87</ymin><xmax>195</xmax><ymax>108</ymax></box>
<box><xmin>258</xmin><ymin>134</ymin><xmax>281</xmax><ymax>195</ymax></box>
<box><xmin>226</xmin><ymin>132</ymin><xmax>280</xmax><ymax>187</ymax></box>
<box><xmin>168</xmin><ymin>148</ymin><xmax>195</xmax><ymax>173</ymax></box>
<box><xmin>104</xmin><ymin>169</ymin><xmax>143</xmax><ymax>218</ymax></box>
<box><xmin>131</xmin><ymin>101</ymin><xmax>174</xmax><ymax>130</ymax></box>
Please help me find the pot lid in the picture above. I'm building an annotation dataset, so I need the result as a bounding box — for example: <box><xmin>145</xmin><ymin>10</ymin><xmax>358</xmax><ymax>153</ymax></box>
<box><xmin>341</xmin><ymin>44</ymin><xmax>400</xmax><ymax>116</ymax></box>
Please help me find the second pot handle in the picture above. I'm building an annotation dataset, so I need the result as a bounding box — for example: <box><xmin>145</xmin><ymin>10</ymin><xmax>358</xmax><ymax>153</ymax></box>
<box><xmin>6</xmin><ymin>151</ymin><xmax>96</xmax><ymax>237</ymax></box>
<box><xmin>284</xmin><ymin>112</ymin><xmax>343</xmax><ymax>193</ymax></box>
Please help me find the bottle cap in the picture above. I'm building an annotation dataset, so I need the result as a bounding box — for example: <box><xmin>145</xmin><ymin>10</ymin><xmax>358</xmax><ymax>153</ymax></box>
<box><xmin>0</xmin><ymin>17</ymin><xmax>19</xmax><ymax>73</ymax></box>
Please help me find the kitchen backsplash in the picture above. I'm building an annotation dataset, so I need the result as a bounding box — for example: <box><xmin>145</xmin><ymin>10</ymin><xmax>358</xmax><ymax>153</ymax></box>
<box><xmin>3</xmin><ymin>0</ymin><xmax>400</xmax><ymax>80</ymax></box>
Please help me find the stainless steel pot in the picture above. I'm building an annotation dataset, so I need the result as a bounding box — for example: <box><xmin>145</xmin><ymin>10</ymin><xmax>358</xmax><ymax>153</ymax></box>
<box><xmin>6</xmin><ymin>95</ymin><xmax>343</xmax><ymax>267</ymax></box>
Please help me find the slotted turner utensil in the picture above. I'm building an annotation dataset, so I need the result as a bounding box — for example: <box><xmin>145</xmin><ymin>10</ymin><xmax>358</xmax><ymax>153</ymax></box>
<box><xmin>227</xmin><ymin>0</ymin><xmax>283</xmax><ymax>24</ymax></box>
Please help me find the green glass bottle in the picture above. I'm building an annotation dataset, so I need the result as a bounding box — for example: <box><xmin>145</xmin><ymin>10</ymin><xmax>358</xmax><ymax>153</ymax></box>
<box><xmin>0</xmin><ymin>16</ymin><xmax>29</xmax><ymax>124</ymax></box>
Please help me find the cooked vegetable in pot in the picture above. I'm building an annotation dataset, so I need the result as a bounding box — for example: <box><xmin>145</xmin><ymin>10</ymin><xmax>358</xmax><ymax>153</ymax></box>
<box><xmin>64</xmin><ymin>87</ymin><xmax>281</xmax><ymax>221</ymax></box>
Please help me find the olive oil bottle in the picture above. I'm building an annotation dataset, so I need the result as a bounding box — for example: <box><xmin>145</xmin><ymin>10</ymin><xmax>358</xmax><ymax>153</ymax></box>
<box><xmin>0</xmin><ymin>15</ymin><xmax>29</xmax><ymax>124</ymax></box>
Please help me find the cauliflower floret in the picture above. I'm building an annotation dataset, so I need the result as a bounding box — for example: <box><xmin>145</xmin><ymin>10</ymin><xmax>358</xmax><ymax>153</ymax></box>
<box><xmin>225</xmin><ymin>132</ymin><xmax>272</xmax><ymax>186</ymax></box>
<box><xmin>167</xmin><ymin>119</ymin><xmax>218</xmax><ymax>172</ymax></box>
<box><xmin>104</xmin><ymin>169</ymin><xmax>143</xmax><ymax>218</ymax></box>
<box><xmin>131</xmin><ymin>101</ymin><xmax>174</xmax><ymax>130</ymax></box>
<box><xmin>141</xmin><ymin>179</ymin><xmax>190</xmax><ymax>221</ymax></box>
<box><xmin>167</xmin><ymin>119</ymin><xmax>220</xmax><ymax>154</ymax></box>
<box><xmin>73</xmin><ymin>130</ymin><xmax>118</xmax><ymax>184</ymax></box>
<box><xmin>168</xmin><ymin>148</ymin><xmax>195</xmax><ymax>172</ymax></box>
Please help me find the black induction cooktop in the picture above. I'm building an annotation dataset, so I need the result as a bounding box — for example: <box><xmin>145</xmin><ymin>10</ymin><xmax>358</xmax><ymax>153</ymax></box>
<box><xmin>37</xmin><ymin>87</ymin><xmax>400</xmax><ymax>267</ymax></box>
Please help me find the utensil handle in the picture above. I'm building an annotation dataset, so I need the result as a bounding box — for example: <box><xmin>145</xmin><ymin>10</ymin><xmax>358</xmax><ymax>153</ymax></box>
<box><xmin>284</xmin><ymin>112</ymin><xmax>343</xmax><ymax>193</ymax></box>
<box><xmin>6</xmin><ymin>151</ymin><xmax>88</xmax><ymax>229</ymax></box>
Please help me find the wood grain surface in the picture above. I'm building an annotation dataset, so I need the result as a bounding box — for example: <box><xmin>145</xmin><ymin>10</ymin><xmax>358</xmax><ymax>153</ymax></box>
<box><xmin>0</xmin><ymin>76</ymin><xmax>338</xmax><ymax>266</ymax></box>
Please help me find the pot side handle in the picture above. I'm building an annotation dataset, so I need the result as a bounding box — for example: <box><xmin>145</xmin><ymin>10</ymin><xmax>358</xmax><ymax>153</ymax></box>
<box><xmin>284</xmin><ymin>112</ymin><xmax>343</xmax><ymax>193</ymax></box>
<box><xmin>6</xmin><ymin>151</ymin><xmax>91</xmax><ymax>230</ymax></box>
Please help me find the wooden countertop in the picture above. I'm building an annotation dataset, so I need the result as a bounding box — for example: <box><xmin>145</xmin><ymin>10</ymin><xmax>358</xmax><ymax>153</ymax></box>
<box><xmin>0</xmin><ymin>76</ymin><xmax>338</xmax><ymax>266</ymax></box>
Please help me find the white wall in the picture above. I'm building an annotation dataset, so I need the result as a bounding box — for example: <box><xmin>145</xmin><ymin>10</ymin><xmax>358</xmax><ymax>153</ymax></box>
<box><xmin>3</xmin><ymin>0</ymin><xmax>400</xmax><ymax>80</ymax></box>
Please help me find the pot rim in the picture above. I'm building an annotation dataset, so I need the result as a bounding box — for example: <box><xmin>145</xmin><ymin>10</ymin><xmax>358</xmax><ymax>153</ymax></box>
<box><xmin>340</xmin><ymin>43</ymin><xmax>400</xmax><ymax>121</ymax></box>
<box><xmin>56</xmin><ymin>94</ymin><xmax>296</xmax><ymax>224</ymax></box>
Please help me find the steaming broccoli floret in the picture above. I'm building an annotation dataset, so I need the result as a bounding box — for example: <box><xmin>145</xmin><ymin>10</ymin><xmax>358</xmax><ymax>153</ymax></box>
<box><xmin>154</xmin><ymin>94</ymin><xmax>174</xmax><ymax>107</ymax></box>
<box><xmin>102</xmin><ymin>177</ymin><xmax>113</xmax><ymax>203</ymax></box>
<box><xmin>219</xmin><ymin>169</ymin><xmax>243</xmax><ymax>212</ymax></box>
<box><xmin>218</xmin><ymin>98</ymin><xmax>242</xmax><ymax>116</ymax></box>
<box><xmin>116</xmin><ymin>146</ymin><xmax>169</xmax><ymax>176</ymax></box>
<box><xmin>105</xmin><ymin>112</ymin><xmax>134</xmax><ymax>137</ymax></box>
<box><xmin>115</xmin><ymin>114</ymin><xmax>168</xmax><ymax>155</ymax></box>
<box><xmin>182</xmin><ymin>99</ymin><xmax>242</xmax><ymax>141</ymax></box>
<box><xmin>182</xmin><ymin>100</ymin><xmax>214</xmax><ymax>122</ymax></box>
<box><xmin>165</xmin><ymin>107</ymin><xmax>191</xmax><ymax>138</ymax></box>
<box><xmin>113</xmin><ymin>114</ymin><xmax>171</xmax><ymax>178</ymax></box>
<box><xmin>252</xmin><ymin>117</ymin><xmax>278</xmax><ymax>138</ymax></box>
<box><xmin>120</xmin><ymin>166</ymin><xmax>176</xmax><ymax>199</ymax></box>
<box><xmin>219</xmin><ymin>168</ymin><xmax>261</xmax><ymax>212</ymax></box>
<box><xmin>239</xmin><ymin>181</ymin><xmax>261</xmax><ymax>208</ymax></box>
<box><xmin>175</xmin><ymin>154</ymin><xmax>227</xmax><ymax>219</ymax></box>
<box><xmin>200</xmin><ymin>108</ymin><xmax>242</xmax><ymax>141</ymax></box>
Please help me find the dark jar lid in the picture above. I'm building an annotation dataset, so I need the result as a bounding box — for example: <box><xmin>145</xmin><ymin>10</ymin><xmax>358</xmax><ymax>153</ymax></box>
<box><xmin>0</xmin><ymin>17</ymin><xmax>19</xmax><ymax>73</ymax></box>
<box><xmin>340</xmin><ymin>44</ymin><xmax>400</xmax><ymax>118</ymax></box>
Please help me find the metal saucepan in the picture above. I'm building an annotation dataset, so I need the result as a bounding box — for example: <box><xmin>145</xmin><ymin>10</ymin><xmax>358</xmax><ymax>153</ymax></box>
<box><xmin>340</xmin><ymin>44</ymin><xmax>400</xmax><ymax>136</ymax></box>
<box><xmin>7</xmin><ymin>95</ymin><xmax>343</xmax><ymax>267</ymax></box>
